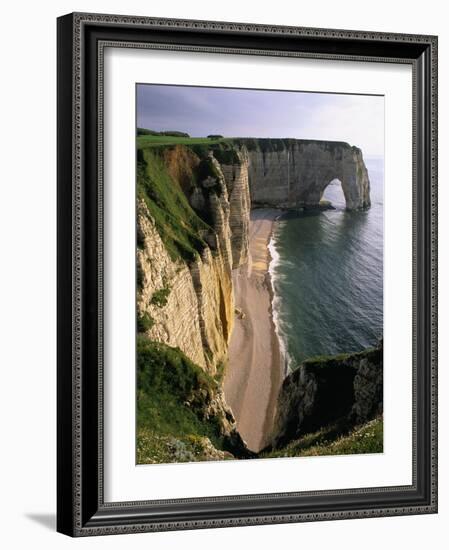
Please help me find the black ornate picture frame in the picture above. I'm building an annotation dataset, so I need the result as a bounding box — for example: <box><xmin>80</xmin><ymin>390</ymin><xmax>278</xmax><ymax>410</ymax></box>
<box><xmin>57</xmin><ymin>12</ymin><xmax>438</xmax><ymax>536</ymax></box>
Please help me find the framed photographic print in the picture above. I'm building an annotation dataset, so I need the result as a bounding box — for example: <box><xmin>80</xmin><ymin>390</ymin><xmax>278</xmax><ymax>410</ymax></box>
<box><xmin>57</xmin><ymin>12</ymin><xmax>438</xmax><ymax>536</ymax></box>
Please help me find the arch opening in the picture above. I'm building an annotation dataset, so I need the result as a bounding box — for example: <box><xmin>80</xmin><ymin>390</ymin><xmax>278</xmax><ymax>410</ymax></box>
<box><xmin>321</xmin><ymin>178</ymin><xmax>348</xmax><ymax>210</ymax></box>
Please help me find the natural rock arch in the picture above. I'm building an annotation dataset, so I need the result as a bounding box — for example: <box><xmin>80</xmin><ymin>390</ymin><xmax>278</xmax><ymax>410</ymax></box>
<box><xmin>245</xmin><ymin>140</ymin><xmax>371</xmax><ymax>211</ymax></box>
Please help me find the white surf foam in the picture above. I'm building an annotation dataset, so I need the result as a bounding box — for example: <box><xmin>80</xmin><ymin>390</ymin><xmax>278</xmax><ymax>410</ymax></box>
<box><xmin>268</xmin><ymin>222</ymin><xmax>293</xmax><ymax>376</ymax></box>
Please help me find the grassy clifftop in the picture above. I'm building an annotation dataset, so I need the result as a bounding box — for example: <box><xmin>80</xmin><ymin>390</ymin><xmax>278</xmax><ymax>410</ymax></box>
<box><xmin>137</xmin><ymin>335</ymin><xmax>250</xmax><ymax>463</ymax></box>
<box><xmin>137</xmin><ymin>134</ymin><xmax>240</xmax><ymax>162</ymax></box>
<box><xmin>137</xmin><ymin>132</ymin><xmax>353</xmax><ymax>156</ymax></box>
<box><xmin>262</xmin><ymin>418</ymin><xmax>383</xmax><ymax>459</ymax></box>
<box><xmin>137</xmin><ymin>147</ymin><xmax>211</xmax><ymax>262</ymax></box>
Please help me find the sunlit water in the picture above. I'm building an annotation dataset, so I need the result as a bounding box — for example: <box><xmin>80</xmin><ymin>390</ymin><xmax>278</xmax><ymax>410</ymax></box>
<box><xmin>269</xmin><ymin>157</ymin><xmax>384</xmax><ymax>370</ymax></box>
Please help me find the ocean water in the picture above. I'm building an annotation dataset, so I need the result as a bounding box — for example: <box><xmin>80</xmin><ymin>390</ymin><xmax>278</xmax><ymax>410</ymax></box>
<box><xmin>269</xmin><ymin>157</ymin><xmax>384</xmax><ymax>371</ymax></box>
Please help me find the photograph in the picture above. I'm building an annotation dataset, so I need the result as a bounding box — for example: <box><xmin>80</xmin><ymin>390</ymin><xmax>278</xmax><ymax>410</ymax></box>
<box><xmin>135</xmin><ymin>84</ymin><xmax>384</xmax><ymax>465</ymax></box>
<box><xmin>53</xmin><ymin>9</ymin><xmax>437</xmax><ymax>538</ymax></box>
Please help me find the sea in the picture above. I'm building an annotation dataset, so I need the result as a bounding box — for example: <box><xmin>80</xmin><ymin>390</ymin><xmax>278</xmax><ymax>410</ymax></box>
<box><xmin>269</xmin><ymin>157</ymin><xmax>384</xmax><ymax>372</ymax></box>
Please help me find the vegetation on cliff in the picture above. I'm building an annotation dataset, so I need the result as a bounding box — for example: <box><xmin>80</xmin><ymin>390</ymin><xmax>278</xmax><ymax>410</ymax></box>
<box><xmin>137</xmin><ymin>148</ymin><xmax>211</xmax><ymax>262</ymax></box>
<box><xmin>137</xmin><ymin>134</ymin><xmax>227</xmax><ymax>148</ymax></box>
<box><xmin>137</xmin><ymin>312</ymin><xmax>154</xmax><ymax>333</ymax></box>
<box><xmin>267</xmin><ymin>342</ymin><xmax>383</xmax><ymax>456</ymax></box>
<box><xmin>137</xmin><ymin>133</ymin><xmax>240</xmax><ymax>163</ymax></box>
<box><xmin>149</xmin><ymin>285</ymin><xmax>171</xmax><ymax>307</ymax></box>
<box><xmin>137</xmin><ymin>137</ymin><xmax>244</xmax><ymax>265</ymax></box>
<box><xmin>137</xmin><ymin>335</ymin><xmax>250</xmax><ymax>463</ymax></box>
<box><xmin>262</xmin><ymin>417</ymin><xmax>383</xmax><ymax>459</ymax></box>
<box><xmin>137</xmin><ymin>132</ymin><xmax>352</xmax><ymax>158</ymax></box>
<box><xmin>137</xmin><ymin>128</ymin><xmax>190</xmax><ymax>138</ymax></box>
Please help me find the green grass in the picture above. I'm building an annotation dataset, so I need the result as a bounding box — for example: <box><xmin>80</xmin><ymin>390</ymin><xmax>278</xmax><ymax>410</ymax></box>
<box><xmin>137</xmin><ymin>128</ymin><xmax>190</xmax><ymax>138</ymax></box>
<box><xmin>137</xmin><ymin>336</ymin><xmax>227</xmax><ymax>463</ymax></box>
<box><xmin>302</xmin><ymin>351</ymin><xmax>352</xmax><ymax>365</ymax></box>
<box><xmin>137</xmin><ymin>133</ymin><xmax>353</xmax><ymax>155</ymax></box>
<box><xmin>214</xmin><ymin>360</ymin><xmax>227</xmax><ymax>384</ymax></box>
<box><xmin>150</xmin><ymin>286</ymin><xmax>171</xmax><ymax>307</ymax></box>
<box><xmin>137</xmin><ymin>135</ymin><xmax>240</xmax><ymax>165</ymax></box>
<box><xmin>262</xmin><ymin>418</ymin><xmax>383</xmax><ymax>459</ymax></box>
<box><xmin>137</xmin><ymin>135</ymin><xmax>229</xmax><ymax>149</ymax></box>
<box><xmin>137</xmin><ymin>428</ymin><xmax>197</xmax><ymax>464</ymax></box>
<box><xmin>137</xmin><ymin>148</ymin><xmax>211</xmax><ymax>262</ymax></box>
<box><xmin>137</xmin><ymin>428</ymin><xmax>234</xmax><ymax>464</ymax></box>
<box><xmin>211</xmin><ymin>146</ymin><xmax>240</xmax><ymax>165</ymax></box>
<box><xmin>137</xmin><ymin>312</ymin><xmax>154</xmax><ymax>333</ymax></box>
<box><xmin>300</xmin><ymin>344</ymin><xmax>380</xmax><ymax>370</ymax></box>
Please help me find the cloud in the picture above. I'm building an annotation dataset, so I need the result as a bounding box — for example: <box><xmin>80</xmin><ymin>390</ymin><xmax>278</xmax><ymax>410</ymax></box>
<box><xmin>137</xmin><ymin>85</ymin><xmax>384</xmax><ymax>157</ymax></box>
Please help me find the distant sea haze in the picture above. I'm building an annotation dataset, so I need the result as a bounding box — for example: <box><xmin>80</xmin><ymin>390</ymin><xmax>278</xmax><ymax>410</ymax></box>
<box><xmin>269</xmin><ymin>157</ymin><xmax>384</xmax><ymax>370</ymax></box>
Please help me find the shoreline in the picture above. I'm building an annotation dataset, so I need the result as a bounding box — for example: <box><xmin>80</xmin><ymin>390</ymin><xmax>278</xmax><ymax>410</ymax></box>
<box><xmin>223</xmin><ymin>209</ymin><xmax>284</xmax><ymax>452</ymax></box>
<box><xmin>267</xmin><ymin>215</ymin><xmax>291</xmax><ymax>378</ymax></box>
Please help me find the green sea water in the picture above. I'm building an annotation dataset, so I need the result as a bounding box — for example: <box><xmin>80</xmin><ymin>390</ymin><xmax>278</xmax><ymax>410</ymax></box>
<box><xmin>269</xmin><ymin>157</ymin><xmax>384</xmax><ymax>370</ymax></box>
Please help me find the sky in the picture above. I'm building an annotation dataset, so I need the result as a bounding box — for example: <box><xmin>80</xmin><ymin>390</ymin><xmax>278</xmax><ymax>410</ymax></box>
<box><xmin>137</xmin><ymin>84</ymin><xmax>384</xmax><ymax>157</ymax></box>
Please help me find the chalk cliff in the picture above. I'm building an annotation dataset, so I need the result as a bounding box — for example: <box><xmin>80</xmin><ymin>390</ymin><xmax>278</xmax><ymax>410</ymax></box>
<box><xmin>232</xmin><ymin>138</ymin><xmax>371</xmax><ymax>210</ymax></box>
<box><xmin>218</xmin><ymin>149</ymin><xmax>251</xmax><ymax>267</ymax></box>
<box><xmin>137</xmin><ymin>200</ymin><xmax>207</xmax><ymax>369</ymax></box>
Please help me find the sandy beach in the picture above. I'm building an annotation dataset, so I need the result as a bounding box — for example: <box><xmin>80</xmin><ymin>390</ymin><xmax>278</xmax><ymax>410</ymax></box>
<box><xmin>223</xmin><ymin>209</ymin><xmax>283</xmax><ymax>452</ymax></box>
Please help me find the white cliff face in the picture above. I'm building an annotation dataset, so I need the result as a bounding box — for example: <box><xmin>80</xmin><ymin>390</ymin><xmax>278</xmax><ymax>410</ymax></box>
<box><xmin>202</xmin><ymin>155</ymin><xmax>234</xmax><ymax>270</ymax></box>
<box><xmin>219</xmin><ymin>149</ymin><xmax>251</xmax><ymax>268</ymax></box>
<box><xmin>137</xmin><ymin>199</ymin><xmax>235</xmax><ymax>374</ymax></box>
<box><xmin>243</xmin><ymin>141</ymin><xmax>371</xmax><ymax>210</ymax></box>
<box><xmin>189</xmin><ymin>244</ymin><xmax>234</xmax><ymax>371</ymax></box>
<box><xmin>137</xmin><ymin>200</ymin><xmax>208</xmax><ymax>370</ymax></box>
